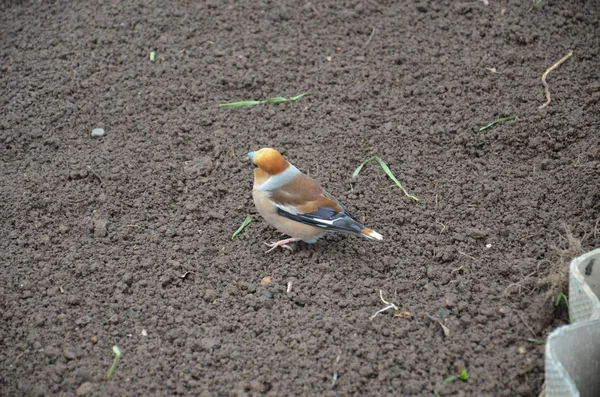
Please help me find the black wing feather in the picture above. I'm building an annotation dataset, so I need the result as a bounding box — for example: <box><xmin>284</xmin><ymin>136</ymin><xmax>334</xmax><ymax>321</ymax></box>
<box><xmin>276</xmin><ymin>206</ymin><xmax>365</xmax><ymax>235</ymax></box>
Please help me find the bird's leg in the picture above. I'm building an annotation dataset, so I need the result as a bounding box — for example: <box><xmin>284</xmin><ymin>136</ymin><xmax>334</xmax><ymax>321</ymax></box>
<box><xmin>264</xmin><ymin>238</ymin><xmax>299</xmax><ymax>253</ymax></box>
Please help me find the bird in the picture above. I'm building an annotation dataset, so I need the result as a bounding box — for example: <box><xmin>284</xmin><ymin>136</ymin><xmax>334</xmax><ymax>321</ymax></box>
<box><xmin>247</xmin><ymin>148</ymin><xmax>383</xmax><ymax>253</ymax></box>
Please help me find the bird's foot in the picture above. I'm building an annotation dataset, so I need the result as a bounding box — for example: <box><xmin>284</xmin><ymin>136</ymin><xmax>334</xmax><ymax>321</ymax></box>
<box><xmin>264</xmin><ymin>238</ymin><xmax>299</xmax><ymax>253</ymax></box>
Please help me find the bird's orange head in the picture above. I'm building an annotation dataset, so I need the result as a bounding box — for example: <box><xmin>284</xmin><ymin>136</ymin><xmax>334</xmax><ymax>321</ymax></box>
<box><xmin>247</xmin><ymin>148</ymin><xmax>290</xmax><ymax>179</ymax></box>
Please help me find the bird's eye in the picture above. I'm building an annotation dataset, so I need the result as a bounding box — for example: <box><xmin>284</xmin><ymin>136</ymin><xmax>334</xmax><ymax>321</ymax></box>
<box><xmin>252</xmin><ymin>162</ymin><xmax>258</xmax><ymax>169</ymax></box>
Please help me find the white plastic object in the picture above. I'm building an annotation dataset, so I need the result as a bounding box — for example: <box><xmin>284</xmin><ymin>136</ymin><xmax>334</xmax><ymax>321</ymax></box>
<box><xmin>544</xmin><ymin>248</ymin><xmax>600</xmax><ymax>397</ymax></box>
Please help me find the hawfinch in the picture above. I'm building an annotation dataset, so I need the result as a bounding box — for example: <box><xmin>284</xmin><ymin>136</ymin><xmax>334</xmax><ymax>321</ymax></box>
<box><xmin>248</xmin><ymin>148</ymin><xmax>383</xmax><ymax>253</ymax></box>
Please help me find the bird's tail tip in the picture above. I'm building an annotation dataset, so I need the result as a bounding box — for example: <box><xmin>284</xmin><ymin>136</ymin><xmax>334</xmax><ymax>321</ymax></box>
<box><xmin>361</xmin><ymin>227</ymin><xmax>383</xmax><ymax>241</ymax></box>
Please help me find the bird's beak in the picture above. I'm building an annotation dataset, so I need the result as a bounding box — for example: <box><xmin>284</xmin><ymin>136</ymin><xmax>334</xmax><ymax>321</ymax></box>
<box><xmin>247</xmin><ymin>151</ymin><xmax>257</xmax><ymax>161</ymax></box>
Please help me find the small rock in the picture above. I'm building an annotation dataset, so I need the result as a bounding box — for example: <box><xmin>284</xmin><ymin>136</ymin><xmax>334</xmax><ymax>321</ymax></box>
<box><xmin>499</xmin><ymin>307</ymin><xmax>510</xmax><ymax>315</ymax></box>
<box><xmin>64</xmin><ymin>347</ymin><xmax>78</xmax><ymax>360</ymax></box>
<box><xmin>207</xmin><ymin>211</ymin><xmax>225</xmax><ymax>220</ymax></box>
<box><xmin>91</xmin><ymin>128</ymin><xmax>105</xmax><ymax>137</ymax></box>
<box><xmin>184</xmin><ymin>157</ymin><xmax>213</xmax><ymax>176</ymax></box>
<box><xmin>76</xmin><ymin>382</ymin><xmax>95</xmax><ymax>396</ymax></box>
<box><xmin>75</xmin><ymin>315</ymin><xmax>91</xmax><ymax>325</ymax></box>
<box><xmin>263</xmin><ymin>290</ymin><xmax>274</xmax><ymax>299</ymax></box>
<box><xmin>416</xmin><ymin>4</ymin><xmax>427</xmax><ymax>12</ymax></box>
<box><xmin>585</xmin><ymin>82</ymin><xmax>600</xmax><ymax>94</ymax></box>
<box><xmin>203</xmin><ymin>289</ymin><xmax>218</xmax><ymax>302</ymax></box>
<box><xmin>141</xmin><ymin>329</ymin><xmax>148</xmax><ymax>336</ymax></box>
<box><xmin>201</xmin><ymin>337</ymin><xmax>220</xmax><ymax>350</ymax></box>
<box><xmin>466</xmin><ymin>228</ymin><xmax>488</xmax><ymax>239</ymax></box>
<box><xmin>250</xmin><ymin>380</ymin><xmax>271</xmax><ymax>393</ymax></box>
<box><xmin>184</xmin><ymin>201</ymin><xmax>198</xmax><ymax>211</ymax></box>
<box><xmin>44</xmin><ymin>346</ymin><xmax>60</xmax><ymax>358</ymax></box>
<box><xmin>121</xmin><ymin>272</ymin><xmax>133</xmax><ymax>286</ymax></box>
<box><xmin>89</xmin><ymin>336</ymin><xmax>98</xmax><ymax>344</ymax></box>
<box><xmin>44</xmin><ymin>137</ymin><xmax>60</xmax><ymax>149</ymax></box>
<box><xmin>454</xmin><ymin>2</ymin><xmax>472</xmax><ymax>14</ymax></box>
<box><xmin>69</xmin><ymin>170</ymin><xmax>87</xmax><ymax>180</ymax></box>
<box><xmin>452</xmin><ymin>233</ymin><xmax>466</xmax><ymax>242</ymax></box>
<box><xmin>67</xmin><ymin>295</ymin><xmax>81</xmax><ymax>306</ymax></box>
<box><xmin>382</xmin><ymin>122</ymin><xmax>394</xmax><ymax>131</ymax></box>
<box><xmin>93</xmin><ymin>219</ymin><xmax>108</xmax><ymax>238</ymax></box>
<box><xmin>444</xmin><ymin>294</ymin><xmax>457</xmax><ymax>309</ymax></box>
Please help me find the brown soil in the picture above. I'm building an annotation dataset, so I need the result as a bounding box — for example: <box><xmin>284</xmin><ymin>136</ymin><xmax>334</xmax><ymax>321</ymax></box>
<box><xmin>1</xmin><ymin>0</ymin><xmax>599</xmax><ymax>396</ymax></box>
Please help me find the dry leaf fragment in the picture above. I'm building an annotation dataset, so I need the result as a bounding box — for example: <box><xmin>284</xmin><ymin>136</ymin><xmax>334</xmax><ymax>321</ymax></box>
<box><xmin>394</xmin><ymin>311</ymin><xmax>412</xmax><ymax>318</ymax></box>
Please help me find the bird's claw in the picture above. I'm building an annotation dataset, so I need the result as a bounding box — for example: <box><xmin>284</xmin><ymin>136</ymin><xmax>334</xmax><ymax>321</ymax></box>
<box><xmin>264</xmin><ymin>240</ymin><xmax>295</xmax><ymax>253</ymax></box>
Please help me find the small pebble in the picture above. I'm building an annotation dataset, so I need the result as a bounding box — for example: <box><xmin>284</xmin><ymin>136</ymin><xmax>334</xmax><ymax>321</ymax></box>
<box><xmin>64</xmin><ymin>347</ymin><xmax>78</xmax><ymax>360</ymax></box>
<box><xmin>75</xmin><ymin>315</ymin><xmax>91</xmax><ymax>325</ymax></box>
<box><xmin>91</xmin><ymin>128</ymin><xmax>105</xmax><ymax>137</ymax></box>
<box><xmin>201</xmin><ymin>337</ymin><xmax>219</xmax><ymax>350</ymax></box>
<box><xmin>43</xmin><ymin>346</ymin><xmax>60</xmax><ymax>358</ymax></box>
<box><xmin>466</xmin><ymin>228</ymin><xmax>488</xmax><ymax>239</ymax></box>
<box><xmin>76</xmin><ymin>382</ymin><xmax>95</xmax><ymax>396</ymax></box>
<box><xmin>89</xmin><ymin>336</ymin><xmax>98</xmax><ymax>344</ymax></box>
<box><xmin>93</xmin><ymin>219</ymin><xmax>108</xmax><ymax>238</ymax></box>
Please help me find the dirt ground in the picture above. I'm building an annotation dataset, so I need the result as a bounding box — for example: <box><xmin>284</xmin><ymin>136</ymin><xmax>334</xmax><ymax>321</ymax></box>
<box><xmin>1</xmin><ymin>0</ymin><xmax>599</xmax><ymax>396</ymax></box>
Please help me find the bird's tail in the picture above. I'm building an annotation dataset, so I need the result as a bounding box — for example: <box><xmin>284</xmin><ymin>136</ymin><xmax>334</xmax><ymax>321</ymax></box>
<box><xmin>359</xmin><ymin>227</ymin><xmax>383</xmax><ymax>241</ymax></box>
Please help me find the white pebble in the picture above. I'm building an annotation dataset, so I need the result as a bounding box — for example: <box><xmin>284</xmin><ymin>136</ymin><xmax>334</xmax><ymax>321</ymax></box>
<box><xmin>486</xmin><ymin>243</ymin><xmax>492</xmax><ymax>249</ymax></box>
<box><xmin>91</xmin><ymin>128</ymin><xmax>105</xmax><ymax>137</ymax></box>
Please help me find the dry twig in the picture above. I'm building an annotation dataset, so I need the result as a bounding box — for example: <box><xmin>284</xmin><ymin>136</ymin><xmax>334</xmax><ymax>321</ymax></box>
<box><xmin>517</xmin><ymin>312</ymin><xmax>537</xmax><ymax>337</ymax></box>
<box><xmin>305</xmin><ymin>2</ymin><xmax>320</xmax><ymax>17</ymax></box>
<box><xmin>369</xmin><ymin>290</ymin><xmax>400</xmax><ymax>320</ymax></box>
<box><xmin>364</xmin><ymin>27</ymin><xmax>376</xmax><ymax>48</ymax></box>
<box><xmin>425</xmin><ymin>314</ymin><xmax>450</xmax><ymax>337</ymax></box>
<box><xmin>539</xmin><ymin>51</ymin><xmax>573</xmax><ymax>109</ymax></box>
<box><xmin>87</xmin><ymin>166</ymin><xmax>103</xmax><ymax>184</ymax></box>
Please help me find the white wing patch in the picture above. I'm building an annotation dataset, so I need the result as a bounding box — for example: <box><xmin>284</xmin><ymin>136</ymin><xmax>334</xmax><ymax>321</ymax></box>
<box><xmin>274</xmin><ymin>202</ymin><xmax>300</xmax><ymax>215</ymax></box>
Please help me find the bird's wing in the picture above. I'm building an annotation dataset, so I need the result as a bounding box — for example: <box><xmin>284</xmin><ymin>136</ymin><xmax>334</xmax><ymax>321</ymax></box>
<box><xmin>269</xmin><ymin>174</ymin><xmax>373</xmax><ymax>237</ymax></box>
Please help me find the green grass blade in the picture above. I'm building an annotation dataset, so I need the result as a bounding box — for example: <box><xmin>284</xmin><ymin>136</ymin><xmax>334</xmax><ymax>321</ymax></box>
<box><xmin>232</xmin><ymin>216</ymin><xmax>252</xmax><ymax>240</ymax></box>
<box><xmin>106</xmin><ymin>346</ymin><xmax>121</xmax><ymax>381</ymax></box>
<box><xmin>479</xmin><ymin>115</ymin><xmax>518</xmax><ymax>132</ymax></box>
<box><xmin>288</xmin><ymin>93</ymin><xmax>308</xmax><ymax>101</ymax></box>
<box><xmin>555</xmin><ymin>292</ymin><xmax>568</xmax><ymax>307</ymax></box>
<box><xmin>554</xmin><ymin>292</ymin><xmax>572</xmax><ymax>323</ymax></box>
<box><xmin>353</xmin><ymin>156</ymin><xmax>420</xmax><ymax>202</ymax></box>
<box><xmin>263</xmin><ymin>93</ymin><xmax>307</xmax><ymax>103</ymax></box>
<box><xmin>263</xmin><ymin>97</ymin><xmax>289</xmax><ymax>103</ymax></box>
<box><xmin>352</xmin><ymin>157</ymin><xmax>371</xmax><ymax>178</ymax></box>
<box><xmin>218</xmin><ymin>100</ymin><xmax>262</xmax><ymax>107</ymax></box>
<box><xmin>444</xmin><ymin>375</ymin><xmax>456</xmax><ymax>383</ymax></box>
<box><xmin>527</xmin><ymin>338</ymin><xmax>547</xmax><ymax>345</ymax></box>
<box><xmin>219</xmin><ymin>93</ymin><xmax>307</xmax><ymax>107</ymax></box>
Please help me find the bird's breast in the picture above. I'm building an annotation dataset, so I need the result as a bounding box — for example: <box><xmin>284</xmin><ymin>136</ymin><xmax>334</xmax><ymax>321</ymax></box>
<box><xmin>252</xmin><ymin>189</ymin><xmax>324</xmax><ymax>241</ymax></box>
